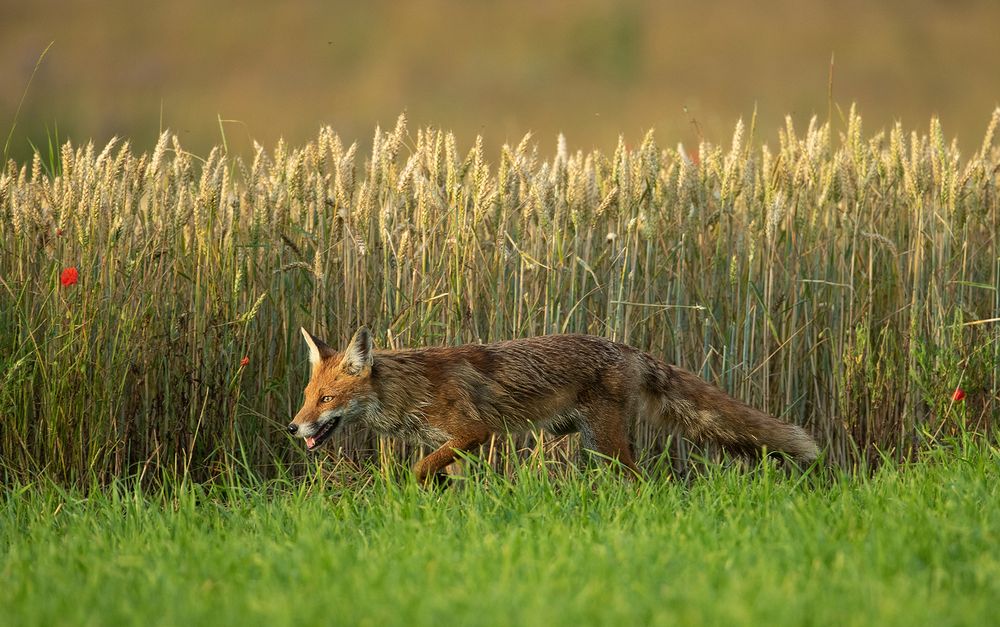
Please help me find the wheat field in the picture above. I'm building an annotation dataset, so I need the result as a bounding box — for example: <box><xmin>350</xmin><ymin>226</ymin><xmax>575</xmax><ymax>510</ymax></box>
<box><xmin>1</xmin><ymin>107</ymin><xmax>998</xmax><ymax>487</ymax></box>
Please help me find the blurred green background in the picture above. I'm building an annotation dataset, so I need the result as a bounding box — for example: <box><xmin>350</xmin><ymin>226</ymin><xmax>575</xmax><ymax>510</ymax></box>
<box><xmin>3</xmin><ymin>0</ymin><xmax>999</xmax><ymax>160</ymax></box>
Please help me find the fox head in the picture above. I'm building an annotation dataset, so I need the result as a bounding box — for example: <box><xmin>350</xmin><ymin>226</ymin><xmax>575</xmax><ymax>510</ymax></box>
<box><xmin>289</xmin><ymin>326</ymin><xmax>377</xmax><ymax>451</ymax></box>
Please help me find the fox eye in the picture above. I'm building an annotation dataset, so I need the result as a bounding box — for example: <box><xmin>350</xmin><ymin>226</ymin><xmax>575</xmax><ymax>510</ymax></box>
<box><xmin>320</xmin><ymin>395</ymin><xmax>334</xmax><ymax>403</ymax></box>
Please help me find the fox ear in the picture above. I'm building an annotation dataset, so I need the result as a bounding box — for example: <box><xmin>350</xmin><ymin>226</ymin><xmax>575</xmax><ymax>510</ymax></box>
<box><xmin>300</xmin><ymin>328</ymin><xmax>336</xmax><ymax>368</ymax></box>
<box><xmin>342</xmin><ymin>326</ymin><xmax>374</xmax><ymax>375</ymax></box>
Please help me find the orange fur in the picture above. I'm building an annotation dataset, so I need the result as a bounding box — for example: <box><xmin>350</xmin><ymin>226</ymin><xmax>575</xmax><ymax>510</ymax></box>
<box><xmin>290</xmin><ymin>328</ymin><xmax>820</xmax><ymax>482</ymax></box>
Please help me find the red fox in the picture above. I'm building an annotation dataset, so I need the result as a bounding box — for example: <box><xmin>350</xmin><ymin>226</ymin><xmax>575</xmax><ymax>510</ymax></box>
<box><xmin>289</xmin><ymin>327</ymin><xmax>819</xmax><ymax>482</ymax></box>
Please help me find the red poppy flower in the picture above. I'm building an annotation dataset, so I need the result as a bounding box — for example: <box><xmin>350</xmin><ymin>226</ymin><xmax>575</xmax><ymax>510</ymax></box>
<box><xmin>60</xmin><ymin>267</ymin><xmax>78</xmax><ymax>287</ymax></box>
<box><xmin>240</xmin><ymin>356</ymin><xmax>250</xmax><ymax>367</ymax></box>
<box><xmin>951</xmin><ymin>388</ymin><xmax>966</xmax><ymax>402</ymax></box>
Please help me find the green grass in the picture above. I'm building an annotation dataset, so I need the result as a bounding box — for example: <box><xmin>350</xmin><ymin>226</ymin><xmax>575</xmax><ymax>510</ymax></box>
<box><xmin>3</xmin><ymin>444</ymin><xmax>998</xmax><ymax>626</ymax></box>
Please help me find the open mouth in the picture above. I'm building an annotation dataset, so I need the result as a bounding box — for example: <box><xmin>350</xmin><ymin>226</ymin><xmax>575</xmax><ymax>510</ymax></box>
<box><xmin>305</xmin><ymin>416</ymin><xmax>340</xmax><ymax>451</ymax></box>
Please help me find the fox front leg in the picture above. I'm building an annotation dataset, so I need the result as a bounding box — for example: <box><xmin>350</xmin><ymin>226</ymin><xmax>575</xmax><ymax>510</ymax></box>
<box><xmin>413</xmin><ymin>432</ymin><xmax>490</xmax><ymax>485</ymax></box>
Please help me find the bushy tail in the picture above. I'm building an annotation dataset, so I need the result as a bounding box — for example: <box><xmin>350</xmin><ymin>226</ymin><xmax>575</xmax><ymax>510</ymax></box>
<box><xmin>642</xmin><ymin>356</ymin><xmax>819</xmax><ymax>464</ymax></box>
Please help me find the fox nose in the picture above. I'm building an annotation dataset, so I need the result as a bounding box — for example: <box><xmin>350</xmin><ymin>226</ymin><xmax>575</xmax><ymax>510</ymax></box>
<box><xmin>287</xmin><ymin>423</ymin><xmax>298</xmax><ymax>435</ymax></box>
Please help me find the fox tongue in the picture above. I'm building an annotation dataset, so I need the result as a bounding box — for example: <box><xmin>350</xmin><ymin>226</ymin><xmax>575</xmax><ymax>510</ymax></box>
<box><xmin>306</xmin><ymin>437</ymin><xmax>316</xmax><ymax>449</ymax></box>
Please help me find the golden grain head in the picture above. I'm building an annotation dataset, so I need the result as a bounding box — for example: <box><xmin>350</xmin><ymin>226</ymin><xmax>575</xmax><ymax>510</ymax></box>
<box><xmin>2</xmin><ymin>108</ymin><xmax>999</xmax><ymax>483</ymax></box>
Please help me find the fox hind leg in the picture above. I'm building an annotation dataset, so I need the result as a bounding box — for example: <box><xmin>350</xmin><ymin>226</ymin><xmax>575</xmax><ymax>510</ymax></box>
<box><xmin>578</xmin><ymin>399</ymin><xmax>641</xmax><ymax>478</ymax></box>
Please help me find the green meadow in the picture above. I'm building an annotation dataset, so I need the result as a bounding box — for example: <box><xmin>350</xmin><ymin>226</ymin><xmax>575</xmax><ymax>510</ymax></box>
<box><xmin>3</xmin><ymin>444</ymin><xmax>998</xmax><ymax>626</ymax></box>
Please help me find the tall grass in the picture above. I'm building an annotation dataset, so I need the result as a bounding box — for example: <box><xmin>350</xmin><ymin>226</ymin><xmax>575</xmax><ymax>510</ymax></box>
<box><xmin>1</xmin><ymin>107</ymin><xmax>998</xmax><ymax>486</ymax></box>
